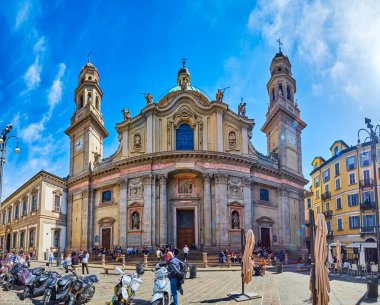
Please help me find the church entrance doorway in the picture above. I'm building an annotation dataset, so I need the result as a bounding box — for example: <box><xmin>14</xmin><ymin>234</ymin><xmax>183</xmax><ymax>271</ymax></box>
<box><xmin>176</xmin><ymin>210</ymin><xmax>195</xmax><ymax>248</ymax></box>
<box><xmin>101</xmin><ymin>228</ymin><xmax>111</xmax><ymax>250</ymax></box>
<box><xmin>261</xmin><ymin>227</ymin><xmax>271</xmax><ymax>249</ymax></box>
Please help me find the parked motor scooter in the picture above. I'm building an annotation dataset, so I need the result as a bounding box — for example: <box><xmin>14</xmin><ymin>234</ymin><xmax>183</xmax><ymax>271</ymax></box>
<box><xmin>42</xmin><ymin>267</ymin><xmax>75</xmax><ymax>305</ymax></box>
<box><xmin>109</xmin><ymin>266</ymin><xmax>142</xmax><ymax>305</ymax></box>
<box><xmin>151</xmin><ymin>263</ymin><xmax>172</xmax><ymax>305</ymax></box>
<box><xmin>22</xmin><ymin>263</ymin><xmax>58</xmax><ymax>300</ymax></box>
<box><xmin>65</xmin><ymin>268</ymin><xmax>98</xmax><ymax>305</ymax></box>
<box><xmin>3</xmin><ymin>262</ymin><xmax>31</xmax><ymax>291</ymax></box>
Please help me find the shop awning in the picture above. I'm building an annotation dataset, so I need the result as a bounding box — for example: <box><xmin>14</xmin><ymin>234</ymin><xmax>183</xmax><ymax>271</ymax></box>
<box><xmin>346</xmin><ymin>242</ymin><xmax>377</xmax><ymax>249</ymax></box>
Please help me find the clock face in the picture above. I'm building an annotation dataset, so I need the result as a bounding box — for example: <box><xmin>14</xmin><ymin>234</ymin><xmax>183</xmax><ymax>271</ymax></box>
<box><xmin>287</xmin><ymin>133</ymin><xmax>297</xmax><ymax>148</ymax></box>
<box><xmin>74</xmin><ymin>138</ymin><xmax>84</xmax><ymax>152</ymax></box>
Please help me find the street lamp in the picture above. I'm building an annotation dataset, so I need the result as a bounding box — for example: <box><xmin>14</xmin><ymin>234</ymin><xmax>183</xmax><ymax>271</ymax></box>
<box><xmin>0</xmin><ymin>123</ymin><xmax>21</xmax><ymax>203</ymax></box>
<box><xmin>357</xmin><ymin>117</ymin><xmax>380</xmax><ymax>272</ymax></box>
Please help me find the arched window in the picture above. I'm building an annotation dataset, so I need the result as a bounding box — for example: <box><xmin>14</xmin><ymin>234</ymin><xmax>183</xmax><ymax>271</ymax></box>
<box><xmin>95</xmin><ymin>96</ymin><xmax>99</xmax><ymax>110</ymax></box>
<box><xmin>176</xmin><ymin>123</ymin><xmax>194</xmax><ymax>150</ymax></box>
<box><xmin>278</xmin><ymin>83</ymin><xmax>283</xmax><ymax>96</ymax></box>
<box><xmin>271</xmin><ymin>88</ymin><xmax>275</xmax><ymax>102</ymax></box>
<box><xmin>231</xmin><ymin>210</ymin><xmax>240</xmax><ymax>229</ymax></box>
<box><xmin>87</xmin><ymin>92</ymin><xmax>92</xmax><ymax>103</ymax></box>
<box><xmin>131</xmin><ymin>211</ymin><xmax>140</xmax><ymax>230</ymax></box>
<box><xmin>79</xmin><ymin>94</ymin><xmax>84</xmax><ymax>109</ymax></box>
<box><xmin>286</xmin><ymin>85</ymin><xmax>292</xmax><ymax>100</ymax></box>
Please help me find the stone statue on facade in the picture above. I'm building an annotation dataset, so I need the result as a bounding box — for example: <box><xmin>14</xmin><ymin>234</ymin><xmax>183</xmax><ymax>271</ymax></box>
<box><xmin>232</xmin><ymin>211</ymin><xmax>240</xmax><ymax>229</ymax></box>
<box><xmin>93</xmin><ymin>151</ymin><xmax>101</xmax><ymax>163</ymax></box>
<box><xmin>238</xmin><ymin>101</ymin><xmax>246</xmax><ymax>117</ymax></box>
<box><xmin>132</xmin><ymin>212</ymin><xmax>140</xmax><ymax>230</ymax></box>
<box><xmin>215</xmin><ymin>87</ymin><xmax>229</xmax><ymax>102</ymax></box>
<box><xmin>122</xmin><ymin>108</ymin><xmax>130</xmax><ymax>121</ymax></box>
<box><xmin>181</xmin><ymin>79</ymin><xmax>188</xmax><ymax>91</ymax></box>
<box><xmin>144</xmin><ymin>92</ymin><xmax>153</xmax><ymax>104</ymax></box>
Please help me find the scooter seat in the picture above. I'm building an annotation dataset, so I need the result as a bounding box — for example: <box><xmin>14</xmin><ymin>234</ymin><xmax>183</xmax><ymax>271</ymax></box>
<box><xmin>38</xmin><ymin>274</ymin><xmax>49</xmax><ymax>282</ymax></box>
<box><xmin>32</xmin><ymin>267</ymin><xmax>45</xmax><ymax>275</ymax></box>
<box><xmin>58</xmin><ymin>275</ymin><xmax>72</xmax><ymax>286</ymax></box>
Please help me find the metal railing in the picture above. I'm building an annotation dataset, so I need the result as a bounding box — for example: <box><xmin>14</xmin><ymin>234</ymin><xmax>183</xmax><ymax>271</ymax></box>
<box><xmin>360</xmin><ymin>201</ymin><xmax>376</xmax><ymax>211</ymax></box>
<box><xmin>360</xmin><ymin>226</ymin><xmax>376</xmax><ymax>234</ymax></box>
<box><xmin>360</xmin><ymin>178</ymin><xmax>374</xmax><ymax>188</ymax></box>
<box><xmin>322</xmin><ymin>191</ymin><xmax>331</xmax><ymax>201</ymax></box>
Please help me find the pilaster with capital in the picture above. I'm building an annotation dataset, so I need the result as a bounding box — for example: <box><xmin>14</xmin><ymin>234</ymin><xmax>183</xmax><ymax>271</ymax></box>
<box><xmin>119</xmin><ymin>178</ymin><xmax>128</xmax><ymax>248</ymax></box>
<box><xmin>203</xmin><ymin>174</ymin><xmax>212</xmax><ymax>246</ymax></box>
<box><xmin>142</xmin><ymin>175</ymin><xmax>153</xmax><ymax>246</ymax></box>
<box><xmin>298</xmin><ymin>190</ymin><xmax>307</xmax><ymax>249</ymax></box>
<box><xmin>242</xmin><ymin>178</ymin><xmax>252</xmax><ymax>232</ymax></box>
<box><xmin>81</xmin><ymin>189</ymin><xmax>90</xmax><ymax>250</ymax></box>
<box><xmin>159</xmin><ymin>175</ymin><xmax>168</xmax><ymax>245</ymax></box>
<box><xmin>277</xmin><ymin>187</ymin><xmax>291</xmax><ymax>247</ymax></box>
<box><xmin>66</xmin><ymin>192</ymin><xmax>73</xmax><ymax>250</ymax></box>
<box><xmin>150</xmin><ymin>176</ymin><xmax>156</xmax><ymax>246</ymax></box>
<box><xmin>215</xmin><ymin>174</ymin><xmax>228</xmax><ymax>246</ymax></box>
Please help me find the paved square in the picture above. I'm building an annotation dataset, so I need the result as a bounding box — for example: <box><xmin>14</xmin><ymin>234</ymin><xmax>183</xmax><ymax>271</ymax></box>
<box><xmin>0</xmin><ymin>263</ymin><xmax>373</xmax><ymax>305</ymax></box>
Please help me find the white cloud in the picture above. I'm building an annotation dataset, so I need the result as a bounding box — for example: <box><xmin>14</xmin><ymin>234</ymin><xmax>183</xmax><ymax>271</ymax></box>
<box><xmin>48</xmin><ymin>63</ymin><xmax>66</xmax><ymax>110</ymax></box>
<box><xmin>33</xmin><ymin>36</ymin><xmax>46</xmax><ymax>54</ymax></box>
<box><xmin>248</xmin><ymin>0</ymin><xmax>380</xmax><ymax>105</ymax></box>
<box><xmin>15</xmin><ymin>0</ymin><xmax>32</xmax><ymax>30</ymax></box>
<box><xmin>23</xmin><ymin>56</ymin><xmax>41</xmax><ymax>91</ymax></box>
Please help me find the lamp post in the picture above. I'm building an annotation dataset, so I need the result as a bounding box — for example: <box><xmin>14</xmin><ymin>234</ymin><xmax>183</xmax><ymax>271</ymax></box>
<box><xmin>0</xmin><ymin>123</ymin><xmax>21</xmax><ymax>203</ymax></box>
<box><xmin>357</xmin><ymin>117</ymin><xmax>380</xmax><ymax>272</ymax></box>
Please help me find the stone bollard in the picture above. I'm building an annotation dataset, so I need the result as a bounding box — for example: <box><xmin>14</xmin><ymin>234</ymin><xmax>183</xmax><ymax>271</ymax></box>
<box><xmin>143</xmin><ymin>254</ymin><xmax>148</xmax><ymax>267</ymax></box>
<box><xmin>102</xmin><ymin>254</ymin><xmax>106</xmax><ymax>266</ymax></box>
<box><xmin>202</xmin><ymin>252</ymin><xmax>208</xmax><ymax>268</ymax></box>
<box><xmin>60</xmin><ymin>252</ymin><xmax>64</xmax><ymax>262</ymax></box>
<box><xmin>227</xmin><ymin>255</ymin><xmax>231</xmax><ymax>267</ymax></box>
<box><xmin>285</xmin><ymin>253</ymin><xmax>289</xmax><ymax>265</ymax></box>
<box><xmin>121</xmin><ymin>254</ymin><xmax>125</xmax><ymax>270</ymax></box>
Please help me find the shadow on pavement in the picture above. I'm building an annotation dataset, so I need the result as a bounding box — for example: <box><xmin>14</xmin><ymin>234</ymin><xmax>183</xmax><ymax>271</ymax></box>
<box><xmin>130</xmin><ymin>299</ymin><xmax>151</xmax><ymax>305</ymax></box>
<box><xmin>355</xmin><ymin>292</ymin><xmax>378</xmax><ymax>305</ymax></box>
<box><xmin>195</xmin><ymin>296</ymin><xmax>231</xmax><ymax>303</ymax></box>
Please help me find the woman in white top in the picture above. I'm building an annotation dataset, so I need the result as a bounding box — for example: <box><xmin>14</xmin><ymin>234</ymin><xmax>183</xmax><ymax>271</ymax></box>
<box><xmin>81</xmin><ymin>250</ymin><xmax>90</xmax><ymax>275</ymax></box>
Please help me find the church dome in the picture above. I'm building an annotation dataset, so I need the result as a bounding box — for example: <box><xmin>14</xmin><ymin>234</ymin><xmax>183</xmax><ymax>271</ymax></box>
<box><xmin>178</xmin><ymin>65</ymin><xmax>190</xmax><ymax>77</ymax></box>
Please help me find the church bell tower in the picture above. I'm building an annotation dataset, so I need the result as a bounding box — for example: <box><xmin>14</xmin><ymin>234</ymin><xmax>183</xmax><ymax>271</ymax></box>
<box><xmin>65</xmin><ymin>59</ymin><xmax>109</xmax><ymax>176</ymax></box>
<box><xmin>261</xmin><ymin>44</ymin><xmax>306</xmax><ymax>174</ymax></box>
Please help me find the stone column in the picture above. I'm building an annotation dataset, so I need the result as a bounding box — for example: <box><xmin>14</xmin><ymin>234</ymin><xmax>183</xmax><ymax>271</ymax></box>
<box><xmin>81</xmin><ymin>190</ymin><xmax>89</xmax><ymax>250</ymax></box>
<box><xmin>119</xmin><ymin>178</ymin><xmax>128</xmax><ymax>249</ymax></box>
<box><xmin>87</xmin><ymin>188</ymin><xmax>94</xmax><ymax>250</ymax></box>
<box><xmin>298</xmin><ymin>190</ymin><xmax>307</xmax><ymax>249</ymax></box>
<box><xmin>243</xmin><ymin>178</ymin><xmax>252</xmax><ymax>231</ymax></box>
<box><xmin>151</xmin><ymin>176</ymin><xmax>156</xmax><ymax>246</ymax></box>
<box><xmin>203</xmin><ymin>174</ymin><xmax>212</xmax><ymax>246</ymax></box>
<box><xmin>215</xmin><ymin>174</ymin><xmax>228</xmax><ymax>247</ymax></box>
<box><xmin>142</xmin><ymin>176</ymin><xmax>153</xmax><ymax>246</ymax></box>
<box><xmin>159</xmin><ymin>175</ymin><xmax>168</xmax><ymax>245</ymax></box>
<box><xmin>279</xmin><ymin>188</ymin><xmax>291</xmax><ymax>247</ymax></box>
<box><xmin>66</xmin><ymin>192</ymin><xmax>73</xmax><ymax>251</ymax></box>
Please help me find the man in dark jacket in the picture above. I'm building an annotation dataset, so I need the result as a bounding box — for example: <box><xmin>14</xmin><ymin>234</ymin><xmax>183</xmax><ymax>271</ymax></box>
<box><xmin>167</xmin><ymin>251</ymin><xmax>185</xmax><ymax>305</ymax></box>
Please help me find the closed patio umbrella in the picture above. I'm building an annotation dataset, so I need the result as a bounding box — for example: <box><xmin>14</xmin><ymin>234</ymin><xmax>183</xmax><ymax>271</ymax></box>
<box><xmin>242</xmin><ymin>229</ymin><xmax>255</xmax><ymax>284</ymax></box>
<box><xmin>310</xmin><ymin>213</ymin><xmax>330</xmax><ymax>305</ymax></box>
<box><xmin>359</xmin><ymin>245</ymin><xmax>366</xmax><ymax>267</ymax></box>
<box><xmin>336</xmin><ymin>241</ymin><xmax>342</xmax><ymax>271</ymax></box>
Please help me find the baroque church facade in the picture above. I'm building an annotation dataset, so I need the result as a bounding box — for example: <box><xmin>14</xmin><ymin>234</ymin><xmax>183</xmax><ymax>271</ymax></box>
<box><xmin>64</xmin><ymin>50</ymin><xmax>307</xmax><ymax>253</ymax></box>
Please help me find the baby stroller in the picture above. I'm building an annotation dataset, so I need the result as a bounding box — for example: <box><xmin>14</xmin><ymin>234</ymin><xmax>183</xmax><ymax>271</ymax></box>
<box><xmin>253</xmin><ymin>265</ymin><xmax>263</xmax><ymax>276</ymax></box>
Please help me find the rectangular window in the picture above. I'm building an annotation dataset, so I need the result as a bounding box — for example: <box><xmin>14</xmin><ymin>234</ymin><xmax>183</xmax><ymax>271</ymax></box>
<box><xmin>13</xmin><ymin>233</ymin><xmax>17</xmax><ymax>248</ymax></box>
<box><xmin>314</xmin><ymin>176</ymin><xmax>320</xmax><ymax>187</ymax></box>
<box><xmin>326</xmin><ymin>220</ymin><xmax>331</xmax><ymax>231</ymax></box>
<box><xmin>346</xmin><ymin>155</ymin><xmax>357</xmax><ymax>170</ymax></box>
<box><xmin>349</xmin><ymin>173</ymin><xmax>356</xmax><ymax>185</ymax></box>
<box><xmin>102</xmin><ymin>190</ymin><xmax>112</xmax><ymax>203</ymax></box>
<box><xmin>348</xmin><ymin>193</ymin><xmax>359</xmax><ymax>206</ymax></box>
<box><xmin>31</xmin><ymin>195</ymin><xmax>37</xmax><ymax>211</ymax></box>
<box><xmin>1</xmin><ymin>212</ymin><xmax>5</xmax><ymax>225</ymax></box>
<box><xmin>323</xmin><ymin>169</ymin><xmax>330</xmax><ymax>182</ymax></box>
<box><xmin>53</xmin><ymin>231</ymin><xmax>60</xmax><ymax>248</ymax></box>
<box><xmin>335</xmin><ymin>178</ymin><xmax>341</xmax><ymax>190</ymax></box>
<box><xmin>360</xmin><ymin>151</ymin><xmax>371</xmax><ymax>167</ymax></box>
<box><xmin>54</xmin><ymin>195</ymin><xmax>61</xmax><ymax>212</ymax></box>
<box><xmin>363</xmin><ymin>214</ymin><xmax>375</xmax><ymax>227</ymax></box>
<box><xmin>29</xmin><ymin>230</ymin><xmax>35</xmax><ymax>247</ymax></box>
<box><xmin>22</xmin><ymin>200</ymin><xmax>27</xmax><ymax>216</ymax></box>
<box><xmin>316</xmin><ymin>190</ymin><xmax>320</xmax><ymax>199</ymax></box>
<box><xmin>337</xmin><ymin>218</ymin><xmax>343</xmax><ymax>231</ymax></box>
<box><xmin>307</xmin><ymin>198</ymin><xmax>312</xmax><ymax>209</ymax></box>
<box><xmin>20</xmin><ymin>231</ymin><xmax>25</xmax><ymax>248</ymax></box>
<box><xmin>336</xmin><ymin>198</ymin><xmax>342</xmax><ymax>210</ymax></box>
<box><xmin>325</xmin><ymin>184</ymin><xmax>329</xmax><ymax>192</ymax></box>
<box><xmin>363</xmin><ymin>169</ymin><xmax>371</xmax><ymax>180</ymax></box>
<box><xmin>8</xmin><ymin>208</ymin><xmax>12</xmax><ymax>222</ymax></box>
<box><xmin>362</xmin><ymin>190</ymin><xmax>375</xmax><ymax>203</ymax></box>
<box><xmin>15</xmin><ymin>204</ymin><xmax>19</xmax><ymax>219</ymax></box>
<box><xmin>260</xmin><ymin>189</ymin><xmax>269</xmax><ymax>201</ymax></box>
<box><xmin>325</xmin><ymin>202</ymin><xmax>330</xmax><ymax>211</ymax></box>
<box><xmin>349</xmin><ymin>216</ymin><xmax>360</xmax><ymax>229</ymax></box>
<box><xmin>334</xmin><ymin>162</ymin><xmax>340</xmax><ymax>176</ymax></box>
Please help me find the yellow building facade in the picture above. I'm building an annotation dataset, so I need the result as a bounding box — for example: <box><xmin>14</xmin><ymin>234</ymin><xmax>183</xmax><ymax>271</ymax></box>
<box><xmin>308</xmin><ymin>140</ymin><xmax>380</xmax><ymax>245</ymax></box>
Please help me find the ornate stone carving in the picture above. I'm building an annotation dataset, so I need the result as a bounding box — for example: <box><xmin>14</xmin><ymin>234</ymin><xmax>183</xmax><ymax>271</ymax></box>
<box><xmin>178</xmin><ymin>178</ymin><xmax>192</xmax><ymax>194</ymax></box>
<box><xmin>203</xmin><ymin>174</ymin><xmax>211</xmax><ymax>183</ymax></box>
<box><xmin>133</xmin><ymin>133</ymin><xmax>142</xmax><ymax>150</ymax></box>
<box><xmin>215</xmin><ymin>174</ymin><xmax>228</xmax><ymax>184</ymax></box>
<box><xmin>129</xmin><ymin>178</ymin><xmax>141</xmax><ymax>185</ymax></box>
<box><xmin>118</xmin><ymin>178</ymin><xmax>127</xmax><ymax>189</ymax></box>
<box><xmin>228</xmin><ymin>131</ymin><xmax>237</xmax><ymax>149</ymax></box>
<box><xmin>130</xmin><ymin>128</ymin><xmax>144</xmax><ymax>152</ymax></box>
<box><xmin>159</xmin><ymin>175</ymin><xmax>167</xmax><ymax>185</ymax></box>
<box><xmin>131</xmin><ymin>211</ymin><xmax>140</xmax><ymax>230</ymax></box>
<box><xmin>229</xmin><ymin>185</ymin><xmax>242</xmax><ymax>198</ymax></box>
<box><xmin>231</xmin><ymin>210</ymin><xmax>240</xmax><ymax>229</ymax></box>
<box><xmin>142</xmin><ymin>175</ymin><xmax>154</xmax><ymax>185</ymax></box>
<box><xmin>82</xmin><ymin>189</ymin><xmax>89</xmax><ymax>198</ymax></box>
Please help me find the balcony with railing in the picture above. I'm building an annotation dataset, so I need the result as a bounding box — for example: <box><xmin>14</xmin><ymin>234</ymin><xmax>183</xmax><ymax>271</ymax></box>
<box><xmin>360</xmin><ymin>226</ymin><xmax>376</xmax><ymax>234</ymax></box>
<box><xmin>321</xmin><ymin>191</ymin><xmax>331</xmax><ymax>201</ymax></box>
<box><xmin>360</xmin><ymin>178</ymin><xmax>374</xmax><ymax>189</ymax></box>
<box><xmin>327</xmin><ymin>230</ymin><xmax>334</xmax><ymax>238</ymax></box>
<box><xmin>360</xmin><ymin>201</ymin><xmax>376</xmax><ymax>211</ymax></box>
<box><xmin>323</xmin><ymin>210</ymin><xmax>333</xmax><ymax>219</ymax></box>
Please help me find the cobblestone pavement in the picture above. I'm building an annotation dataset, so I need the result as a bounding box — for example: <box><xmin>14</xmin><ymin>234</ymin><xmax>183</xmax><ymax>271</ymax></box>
<box><xmin>0</xmin><ymin>262</ymin><xmax>373</xmax><ymax>305</ymax></box>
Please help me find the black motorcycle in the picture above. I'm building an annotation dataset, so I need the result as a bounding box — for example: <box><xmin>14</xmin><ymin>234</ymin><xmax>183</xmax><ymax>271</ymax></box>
<box><xmin>65</xmin><ymin>268</ymin><xmax>98</xmax><ymax>305</ymax></box>
<box><xmin>3</xmin><ymin>262</ymin><xmax>31</xmax><ymax>291</ymax></box>
<box><xmin>22</xmin><ymin>266</ymin><xmax>58</xmax><ymax>300</ymax></box>
<box><xmin>42</xmin><ymin>270</ymin><xmax>75</xmax><ymax>305</ymax></box>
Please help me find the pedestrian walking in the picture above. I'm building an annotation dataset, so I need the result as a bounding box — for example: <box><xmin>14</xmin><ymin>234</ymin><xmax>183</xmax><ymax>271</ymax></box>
<box><xmin>156</xmin><ymin>247</ymin><xmax>162</xmax><ymax>263</ymax></box>
<box><xmin>49</xmin><ymin>251</ymin><xmax>54</xmax><ymax>266</ymax></box>
<box><xmin>167</xmin><ymin>251</ymin><xmax>186</xmax><ymax>305</ymax></box>
<box><xmin>82</xmin><ymin>250</ymin><xmax>89</xmax><ymax>275</ymax></box>
<box><xmin>183</xmin><ymin>245</ymin><xmax>189</xmax><ymax>262</ymax></box>
<box><xmin>173</xmin><ymin>245</ymin><xmax>179</xmax><ymax>258</ymax></box>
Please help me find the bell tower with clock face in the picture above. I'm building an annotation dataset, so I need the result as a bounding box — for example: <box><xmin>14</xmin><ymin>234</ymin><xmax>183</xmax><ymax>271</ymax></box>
<box><xmin>261</xmin><ymin>47</ymin><xmax>306</xmax><ymax>175</ymax></box>
<box><xmin>65</xmin><ymin>59</ymin><xmax>109</xmax><ymax>176</ymax></box>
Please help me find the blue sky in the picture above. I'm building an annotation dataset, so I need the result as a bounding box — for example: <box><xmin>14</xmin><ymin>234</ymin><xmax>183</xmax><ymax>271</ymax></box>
<box><xmin>1</xmin><ymin>0</ymin><xmax>380</xmax><ymax>200</ymax></box>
